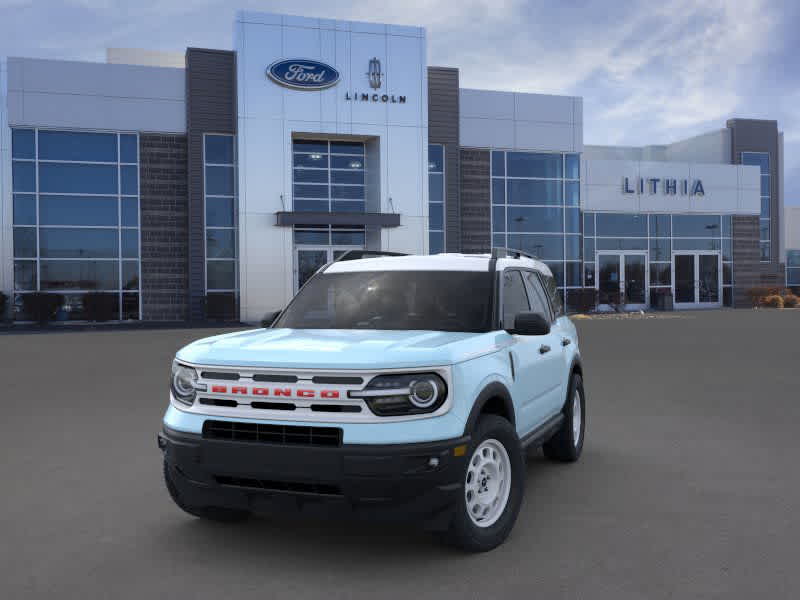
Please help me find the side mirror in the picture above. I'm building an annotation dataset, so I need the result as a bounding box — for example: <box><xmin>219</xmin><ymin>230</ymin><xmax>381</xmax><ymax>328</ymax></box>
<box><xmin>261</xmin><ymin>310</ymin><xmax>281</xmax><ymax>328</ymax></box>
<box><xmin>507</xmin><ymin>312</ymin><xmax>550</xmax><ymax>336</ymax></box>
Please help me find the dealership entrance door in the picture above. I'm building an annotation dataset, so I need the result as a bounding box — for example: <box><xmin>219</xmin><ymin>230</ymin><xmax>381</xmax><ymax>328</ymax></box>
<box><xmin>295</xmin><ymin>247</ymin><xmax>361</xmax><ymax>291</ymax></box>
<box><xmin>672</xmin><ymin>251</ymin><xmax>722</xmax><ymax>309</ymax></box>
<box><xmin>596</xmin><ymin>252</ymin><xmax>648</xmax><ymax>311</ymax></box>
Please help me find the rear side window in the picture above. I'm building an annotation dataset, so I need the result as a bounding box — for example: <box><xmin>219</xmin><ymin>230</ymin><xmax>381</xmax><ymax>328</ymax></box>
<box><xmin>541</xmin><ymin>273</ymin><xmax>564</xmax><ymax>317</ymax></box>
<box><xmin>523</xmin><ymin>271</ymin><xmax>553</xmax><ymax>322</ymax></box>
<box><xmin>501</xmin><ymin>270</ymin><xmax>530</xmax><ymax>329</ymax></box>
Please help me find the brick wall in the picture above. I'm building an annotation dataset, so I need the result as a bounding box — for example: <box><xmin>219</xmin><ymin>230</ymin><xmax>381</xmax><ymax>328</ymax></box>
<box><xmin>139</xmin><ymin>134</ymin><xmax>189</xmax><ymax>321</ymax></box>
<box><xmin>460</xmin><ymin>149</ymin><xmax>491</xmax><ymax>253</ymax></box>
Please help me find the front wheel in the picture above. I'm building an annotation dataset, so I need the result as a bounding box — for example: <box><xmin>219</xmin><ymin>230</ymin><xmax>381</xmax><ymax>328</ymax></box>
<box><xmin>445</xmin><ymin>415</ymin><xmax>524</xmax><ymax>552</ymax></box>
<box><xmin>543</xmin><ymin>373</ymin><xmax>585</xmax><ymax>462</ymax></box>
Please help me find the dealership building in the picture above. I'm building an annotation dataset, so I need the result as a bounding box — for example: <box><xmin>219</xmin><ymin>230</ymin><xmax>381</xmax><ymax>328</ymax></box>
<box><xmin>0</xmin><ymin>11</ymin><xmax>794</xmax><ymax>323</ymax></box>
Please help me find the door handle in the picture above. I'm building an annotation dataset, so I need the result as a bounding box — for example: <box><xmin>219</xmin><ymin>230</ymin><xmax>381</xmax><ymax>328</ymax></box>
<box><xmin>539</xmin><ymin>345</ymin><xmax>551</xmax><ymax>354</ymax></box>
<box><xmin>561</xmin><ymin>338</ymin><xmax>571</xmax><ymax>347</ymax></box>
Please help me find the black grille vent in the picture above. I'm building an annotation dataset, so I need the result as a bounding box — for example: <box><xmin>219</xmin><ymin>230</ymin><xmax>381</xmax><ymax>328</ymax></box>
<box><xmin>311</xmin><ymin>376</ymin><xmax>364</xmax><ymax>385</ymax></box>
<box><xmin>202</xmin><ymin>420</ymin><xmax>342</xmax><ymax>447</ymax></box>
<box><xmin>215</xmin><ymin>475</ymin><xmax>341</xmax><ymax>496</ymax></box>
<box><xmin>200</xmin><ymin>371</ymin><xmax>240</xmax><ymax>381</ymax></box>
<box><xmin>252</xmin><ymin>374</ymin><xmax>298</xmax><ymax>383</ymax></box>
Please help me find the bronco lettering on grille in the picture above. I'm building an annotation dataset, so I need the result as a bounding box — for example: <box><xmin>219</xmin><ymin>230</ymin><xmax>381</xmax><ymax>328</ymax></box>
<box><xmin>208</xmin><ymin>385</ymin><xmax>341</xmax><ymax>399</ymax></box>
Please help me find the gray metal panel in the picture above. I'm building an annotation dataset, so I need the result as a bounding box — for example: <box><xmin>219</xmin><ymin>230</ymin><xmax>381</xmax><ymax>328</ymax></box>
<box><xmin>459</xmin><ymin>148</ymin><xmax>491</xmax><ymax>253</ymax></box>
<box><xmin>275</xmin><ymin>212</ymin><xmax>401</xmax><ymax>227</ymax></box>
<box><xmin>186</xmin><ymin>48</ymin><xmax>237</xmax><ymax>321</ymax></box>
<box><xmin>427</xmin><ymin>67</ymin><xmax>461</xmax><ymax>252</ymax></box>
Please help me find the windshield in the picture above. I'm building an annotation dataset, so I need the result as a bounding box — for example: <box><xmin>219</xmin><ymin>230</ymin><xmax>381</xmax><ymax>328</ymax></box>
<box><xmin>274</xmin><ymin>270</ymin><xmax>493</xmax><ymax>332</ymax></box>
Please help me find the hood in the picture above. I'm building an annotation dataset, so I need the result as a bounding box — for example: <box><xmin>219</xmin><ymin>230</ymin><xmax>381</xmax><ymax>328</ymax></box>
<box><xmin>176</xmin><ymin>328</ymin><xmax>508</xmax><ymax>370</ymax></box>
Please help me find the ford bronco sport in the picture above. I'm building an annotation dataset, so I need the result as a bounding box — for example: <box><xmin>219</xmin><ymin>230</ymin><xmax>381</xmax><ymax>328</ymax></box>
<box><xmin>159</xmin><ymin>249</ymin><xmax>586</xmax><ymax>552</ymax></box>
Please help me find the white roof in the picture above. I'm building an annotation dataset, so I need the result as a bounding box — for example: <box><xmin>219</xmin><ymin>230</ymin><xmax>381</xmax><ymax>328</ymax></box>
<box><xmin>325</xmin><ymin>253</ymin><xmax>552</xmax><ymax>275</ymax></box>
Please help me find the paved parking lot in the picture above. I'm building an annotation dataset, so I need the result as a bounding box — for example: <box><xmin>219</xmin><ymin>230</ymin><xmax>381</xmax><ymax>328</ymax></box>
<box><xmin>1</xmin><ymin>309</ymin><xmax>799</xmax><ymax>599</ymax></box>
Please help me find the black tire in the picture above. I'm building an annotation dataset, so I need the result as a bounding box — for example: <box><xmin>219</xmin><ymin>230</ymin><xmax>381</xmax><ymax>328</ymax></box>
<box><xmin>543</xmin><ymin>373</ymin><xmax>585</xmax><ymax>462</ymax></box>
<box><xmin>163</xmin><ymin>461</ymin><xmax>250</xmax><ymax>523</ymax></box>
<box><xmin>445</xmin><ymin>415</ymin><xmax>524</xmax><ymax>552</ymax></box>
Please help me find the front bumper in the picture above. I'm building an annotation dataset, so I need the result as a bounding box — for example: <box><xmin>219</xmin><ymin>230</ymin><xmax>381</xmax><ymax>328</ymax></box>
<box><xmin>159</xmin><ymin>425</ymin><xmax>470</xmax><ymax>528</ymax></box>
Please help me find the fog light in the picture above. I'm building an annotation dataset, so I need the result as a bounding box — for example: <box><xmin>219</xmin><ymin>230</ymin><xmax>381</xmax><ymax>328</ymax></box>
<box><xmin>428</xmin><ymin>457</ymin><xmax>439</xmax><ymax>468</ymax></box>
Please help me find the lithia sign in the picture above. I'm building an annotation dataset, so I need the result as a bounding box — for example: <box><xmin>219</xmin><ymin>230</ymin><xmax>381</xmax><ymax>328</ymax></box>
<box><xmin>623</xmin><ymin>177</ymin><xmax>705</xmax><ymax>196</ymax></box>
<box><xmin>267</xmin><ymin>57</ymin><xmax>407</xmax><ymax>103</ymax></box>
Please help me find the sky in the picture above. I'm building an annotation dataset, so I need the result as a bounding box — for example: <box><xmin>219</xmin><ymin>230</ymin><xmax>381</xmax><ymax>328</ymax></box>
<box><xmin>1</xmin><ymin>0</ymin><xmax>798</xmax><ymax>204</ymax></box>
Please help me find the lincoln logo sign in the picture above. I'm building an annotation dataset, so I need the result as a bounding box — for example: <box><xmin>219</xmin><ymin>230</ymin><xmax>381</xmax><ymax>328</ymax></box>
<box><xmin>266</xmin><ymin>59</ymin><xmax>340</xmax><ymax>90</ymax></box>
<box><xmin>623</xmin><ymin>177</ymin><xmax>705</xmax><ymax>196</ymax></box>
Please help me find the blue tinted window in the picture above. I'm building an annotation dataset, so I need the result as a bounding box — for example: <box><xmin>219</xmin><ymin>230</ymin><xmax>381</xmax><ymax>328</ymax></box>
<box><xmin>583</xmin><ymin>238</ymin><xmax>594</xmax><ymax>261</ymax></box>
<box><xmin>39</xmin><ymin>228</ymin><xmax>118</xmax><ymax>258</ymax></box>
<box><xmin>759</xmin><ymin>220</ymin><xmax>770</xmax><ymax>240</ymax></box>
<box><xmin>596</xmin><ymin>238</ymin><xmax>647</xmax><ymax>251</ymax></box>
<box><xmin>507</xmin><ymin>180</ymin><xmax>562</xmax><ymax>205</ymax></box>
<box><xmin>294</xmin><ymin>184</ymin><xmax>328</xmax><ymax>199</ymax></box>
<box><xmin>673</xmin><ymin>214</ymin><xmax>721</xmax><ymax>237</ymax></box>
<box><xmin>39</xmin><ymin>163</ymin><xmax>118</xmax><ymax>194</ymax></box>
<box><xmin>38</xmin><ymin>131</ymin><xmax>117</xmax><ymax>162</ymax></box>
<box><xmin>331</xmin><ymin>170</ymin><xmax>364</xmax><ymax>185</ymax></box>
<box><xmin>723</xmin><ymin>238</ymin><xmax>732</xmax><ymax>261</ymax></box>
<box><xmin>493</xmin><ymin>234</ymin><xmax>506</xmax><ymax>249</ymax></box>
<box><xmin>507</xmin><ymin>206</ymin><xmax>563</xmax><ymax>233</ymax></box>
<box><xmin>492</xmin><ymin>207</ymin><xmax>505</xmax><ymax>233</ymax></box>
<box><xmin>583</xmin><ymin>213</ymin><xmax>594</xmax><ymax>236</ymax></box>
<box><xmin>121</xmin><ymin>165</ymin><xmax>138</xmax><ymax>195</ymax></box>
<box><xmin>761</xmin><ymin>197</ymin><xmax>770</xmax><ymax>218</ymax></box>
<box><xmin>649</xmin><ymin>214</ymin><xmax>671</xmax><ymax>237</ymax></box>
<box><xmin>294</xmin><ymin>230</ymin><xmax>329</xmax><ymax>245</ymax></box>
<box><xmin>206</xmin><ymin>229</ymin><xmax>236</xmax><ymax>258</ymax></box>
<box><xmin>760</xmin><ymin>175</ymin><xmax>770</xmax><ymax>196</ymax></box>
<box><xmin>330</xmin><ymin>141</ymin><xmax>364</xmax><ymax>155</ymax></box>
<box><xmin>40</xmin><ymin>195</ymin><xmax>118</xmax><ymax>226</ymax></box>
<box><xmin>40</xmin><ymin>260</ymin><xmax>119</xmax><ymax>290</ymax></box>
<box><xmin>429</xmin><ymin>203</ymin><xmax>444</xmax><ymax>230</ymax></box>
<box><xmin>673</xmin><ymin>238</ymin><xmax>721</xmax><ymax>251</ymax></box>
<box><xmin>429</xmin><ymin>232</ymin><xmax>444</xmax><ymax>255</ymax></box>
<box><xmin>507</xmin><ymin>152</ymin><xmax>562</xmax><ymax>178</ymax></box>
<box><xmin>331</xmin><ymin>155</ymin><xmax>363</xmax><ymax>169</ymax></box>
<box><xmin>122</xmin><ymin>261</ymin><xmax>139</xmax><ymax>290</ymax></box>
<box><xmin>294</xmin><ymin>200</ymin><xmax>328</xmax><ymax>212</ymax></box>
<box><xmin>649</xmin><ymin>239</ymin><xmax>671</xmax><ymax>261</ymax></box>
<box><xmin>331</xmin><ymin>201</ymin><xmax>365</xmax><ymax>213</ymax></box>
<box><xmin>721</xmin><ymin>215</ymin><xmax>732</xmax><ymax>237</ymax></box>
<box><xmin>545</xmin><ymin>262</ymin><xmax>564</xmax><ymax>287</ymax></box>
<box><xmin>565</xmin><ymin>208</ymin><xmax>580</xmax><ymax>233</ymax></box>
<box><xmin>741</xmin><ymin>152</ymin><xmax>769</xmax><ymax>174</ymax></box>
<box><xmin>331</xmin><ymin>185</ymin><xmax>364</xmax><ymax>200</ymax></box>
<box><xmin>595</xmin><ymin>213</ymin><xmax>647</xmax><ymax>237</ymax></box>
<box><xmin>293</xmin><ymin>140</ymin><xmax>328</xmax><ymax>154</ymax></box>
<box><xmin>428</xmin><ymin>144</ymin><xmax>444</xmax><ymax>172</ymax></box>
<box><xmin>207</xmin><ymin>260</ymin><xmax>236</xmax><ymax>290</ymax></box>
<box><xmin>122</xmin><ymin>293</ymin><xmax>140</xmax><ymax>320</ymax></box>
<box><xmin>206</xmin><ymin>197</ymin><xmax>234</xmax><ymax>227</ymax></box>
<box><xmin>294</xmin><ymin>169</ymin><xmax>328</xmax><ymax>184</ymax></box>
<box><xmin>206</xmin><ymin>166</ymin><xmax>235</xmax><ymax>195</ymax></box>
<box><xmin>760</xmin><ymin>242</ymin><xmax>770</xmax><ymax>261</ymax></box>
<box><xmin>506</xmin><ymin>234</ymin><xmax>564</xmax><ymax>260</ymax></box>
<box><xmin>787</xmin><ymin>250</ymin><xmax>800</xmax><ymax>268</ymax></box>
<box><xmin>565</xmin><ymin>154</ymin><xmax>580</xmax><ymax>179</ymax></box>
<box><xmin>13</xmin><ymin>194</ymin><xmax>36</xmax><ymax>225</ymax></box>
<box><xmin>429</xmin><ymin>173</ymin><xmax>444</xmax><ymax>203</ymax></box>
<box><xmin>205</xmin><ymin>135</ymin><xmax>234</xmax><ymax>164</ymax></box>
<box><xmin>565</xmin><ymin>235</ymin><xmax>580</xmax><ymax>260</ymax></box>
<box><xmin>565</xmin><ymin>181</ymin><xmax>579</xmax><ymax>206</ymax></box>
<box><xmin>331</xmin><ymin>230</ymin><xmax>366</xmax><ymax>245</ymax></box>
<box><xmin>121</xmin><ymin>229</ymin><xmax>139</xmax><ymax>258</ymax></box>
<box><xmin>491</xmin><ymin>151</ymin><xmax>505</xmax><ymax>177</ymax></box>
<box><xmin>121</xmin><ymin>198</ymin><xmax>139</xmax><ymax>227</ymax></box>
<box><xmin>14</xmin><ymin>227</ymin><xmax>37</xmax><ymax>258</ymax></box>
<box><xmin>294</xmin><ymin>153</ymin><xmax>329</xmax><ymax>168</ymax></box>
<box><xmin>492</xmin><ymin>179</ymin><xmax>505</xmax><ymax>205</ymax></box>
<box><xmin>566</xmin><ymin>262</ymin><xmax>581</xmax><ymax>287</ymax></box>
<box><xmin>14</xmin><ymin>261</ymin><xmax>37</xmax><ymax>291</ymax></box>
<box><xmin>12</xmin><ymin>161</ymin><xmax>36</xmax><ymax>192</ymax></box>
<box><xmin>12</xmin><ymin>129</ymin><xmax>35</xmax><ymax>159</ymax></box>
<box><xmin>120</xmin><ymin>135</ymin><xmax>138</xmax><ymax>163</ymax></box>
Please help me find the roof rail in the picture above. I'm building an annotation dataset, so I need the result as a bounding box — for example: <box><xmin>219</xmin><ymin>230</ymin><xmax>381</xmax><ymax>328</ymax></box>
<box><xmin>333</xmin><ymin>249</ymin><xmax>408</xmax><ymax>262</ymax></box>
<box><xmin>490</xmin><ymin>247</ymin><xmax>538</xmax><ymax>260</ymax></box>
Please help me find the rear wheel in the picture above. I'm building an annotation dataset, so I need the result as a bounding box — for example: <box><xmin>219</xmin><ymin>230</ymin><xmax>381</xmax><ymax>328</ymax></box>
<box><xmin>445</xmin><ymin>415</ymin><xmax>524</xmax><ymax>552</ymax></box>
<box><xmin>543</xmin><ymin>373</ymin><xmax>585</xmax><ymax>462</ymax></box>
<box><xmin>163</xmin><ymin>461</ymin><xmax>250</xmax><ymax>522</ymax></box>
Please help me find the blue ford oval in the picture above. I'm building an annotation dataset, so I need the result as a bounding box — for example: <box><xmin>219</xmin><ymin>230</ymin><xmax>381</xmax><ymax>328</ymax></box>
<box><xmin>267</xmin><ymin>59</ymin><xmax>340</xmax><ymax>90</ymax></box>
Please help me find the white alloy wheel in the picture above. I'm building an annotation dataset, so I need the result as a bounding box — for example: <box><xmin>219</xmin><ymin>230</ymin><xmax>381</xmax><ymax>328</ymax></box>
<box><xmin>572</xmin><ymin>389</ymin><xmax>582</xmax><ymax>447</ymax></box>
<box><xmin>464</xmin><ymin>439</ymin><xmax>511</xmax><ymax>528</ymax></box>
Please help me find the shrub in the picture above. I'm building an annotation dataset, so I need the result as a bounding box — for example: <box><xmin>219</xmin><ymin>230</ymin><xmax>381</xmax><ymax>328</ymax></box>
<box><xmin>22</xmin><ymin>293</ymin><xmax>65</xmax><ymax>324</ymax></box>
<box><xmin>83</xmin><ymin>292</ymin><xmax>118</xmax><ymax>322</ymax></box>
<box><xmin>0</xmin><ymin>292</ymin><xmax>7</xmax><ymax>321</ymax></box>
<box><xmin>762</xmin><ymin>295</ymin><xmax>784</xmax><ymax>309</ymax></box>
<box><xmin>782</xmin><ymin>294</ymin><xmax>799</xmax><ymax>308</ymax></box>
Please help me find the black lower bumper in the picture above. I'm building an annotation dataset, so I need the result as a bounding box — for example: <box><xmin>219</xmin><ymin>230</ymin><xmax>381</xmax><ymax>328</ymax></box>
<box><xmin>159</xmin><ymin>426</ymin><xmax>470</xmax><ymax>528</ymax></box>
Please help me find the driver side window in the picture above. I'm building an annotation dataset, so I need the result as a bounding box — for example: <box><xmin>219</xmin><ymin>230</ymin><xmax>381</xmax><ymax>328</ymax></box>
<box><xmin>501</xmin><ymin>270</ymin><xmax>530</xmax><ymax>330</ymax></box>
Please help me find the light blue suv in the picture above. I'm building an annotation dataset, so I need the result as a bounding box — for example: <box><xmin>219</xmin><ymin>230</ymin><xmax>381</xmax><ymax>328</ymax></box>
<box><xmin>159</xmin><ymin>249</ymin><xmax>586</xmax><ymax>551</ymax></box>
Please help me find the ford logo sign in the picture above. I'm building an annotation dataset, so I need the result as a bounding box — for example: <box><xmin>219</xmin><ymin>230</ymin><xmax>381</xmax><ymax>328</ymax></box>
<box><xmin>267</xmin><ymin>59</ymin><xmax>340</xmax><ymax>90</ymax></box>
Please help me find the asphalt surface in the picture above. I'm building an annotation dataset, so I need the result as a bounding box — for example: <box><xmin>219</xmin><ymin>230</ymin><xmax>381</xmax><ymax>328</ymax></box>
<box><xmin>1</xmin><ymin>309</ymin><xmax>798</xmax><ymax>599</ymax></box>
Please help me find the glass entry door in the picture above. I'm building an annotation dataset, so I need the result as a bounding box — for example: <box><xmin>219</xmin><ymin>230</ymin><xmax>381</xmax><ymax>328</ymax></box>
<box><xmin>596</xmin><ymin>252</ymin><xmax>648</xmax><ymax>310</ymax></box>
<box><xmin>295</xmin><ymin>247</ymin><xmax>360</xmax><ymax>292</ymax></box>
<box><xmin>672</xmin><ymin>252</ymin><xmax>721</xmax><ymax>309</ymax></box>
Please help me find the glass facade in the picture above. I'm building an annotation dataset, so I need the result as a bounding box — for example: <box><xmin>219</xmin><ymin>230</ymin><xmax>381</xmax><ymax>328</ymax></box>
<box><xmin>11</xmin><ymin>128</ymin><xmax>141</xmax><ymax>320</ymax></box>
<box><xmin>583</xmin><ymin>212</ymin><xmax>734</xmax><ymax>307</ymax></box>
<box><xmin>204</xmin><ymin>134</ymin><xmax>238</xmax><ymax>311</ymax></box>
<box><xmin>428</xmin><ymin>144</ymin><xmax>445</xmax><ymax>254</ymax></box>
<box><xmin>742</xmin><ymin>152</ymin><xmax>770</xmax><ymax>261</ymax></box>
<box><xmin>491</xmin><ymin>150</ymin><xmax>581</xmax><ymax>302</ymax></box>
<box><xmin>292</xmin><ymin>140</ymin><xmax>365</xmax><ymax>213</ymax></box>
<box><xmin>787</xmin><ymin>250</ymin><xmax>800</xmax><ymax>288</ymax></box>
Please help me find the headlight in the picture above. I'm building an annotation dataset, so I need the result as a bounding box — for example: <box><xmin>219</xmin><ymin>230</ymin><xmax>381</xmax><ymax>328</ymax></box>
<box><xmin>349</xmin><ymin>373</ymin><xmax>447</xmax><ymax>416</ymax></box>
<box><xmin>171</xmin><ymin>362</ymin><xmax>204</xmax><ymax>405</ymax></box>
